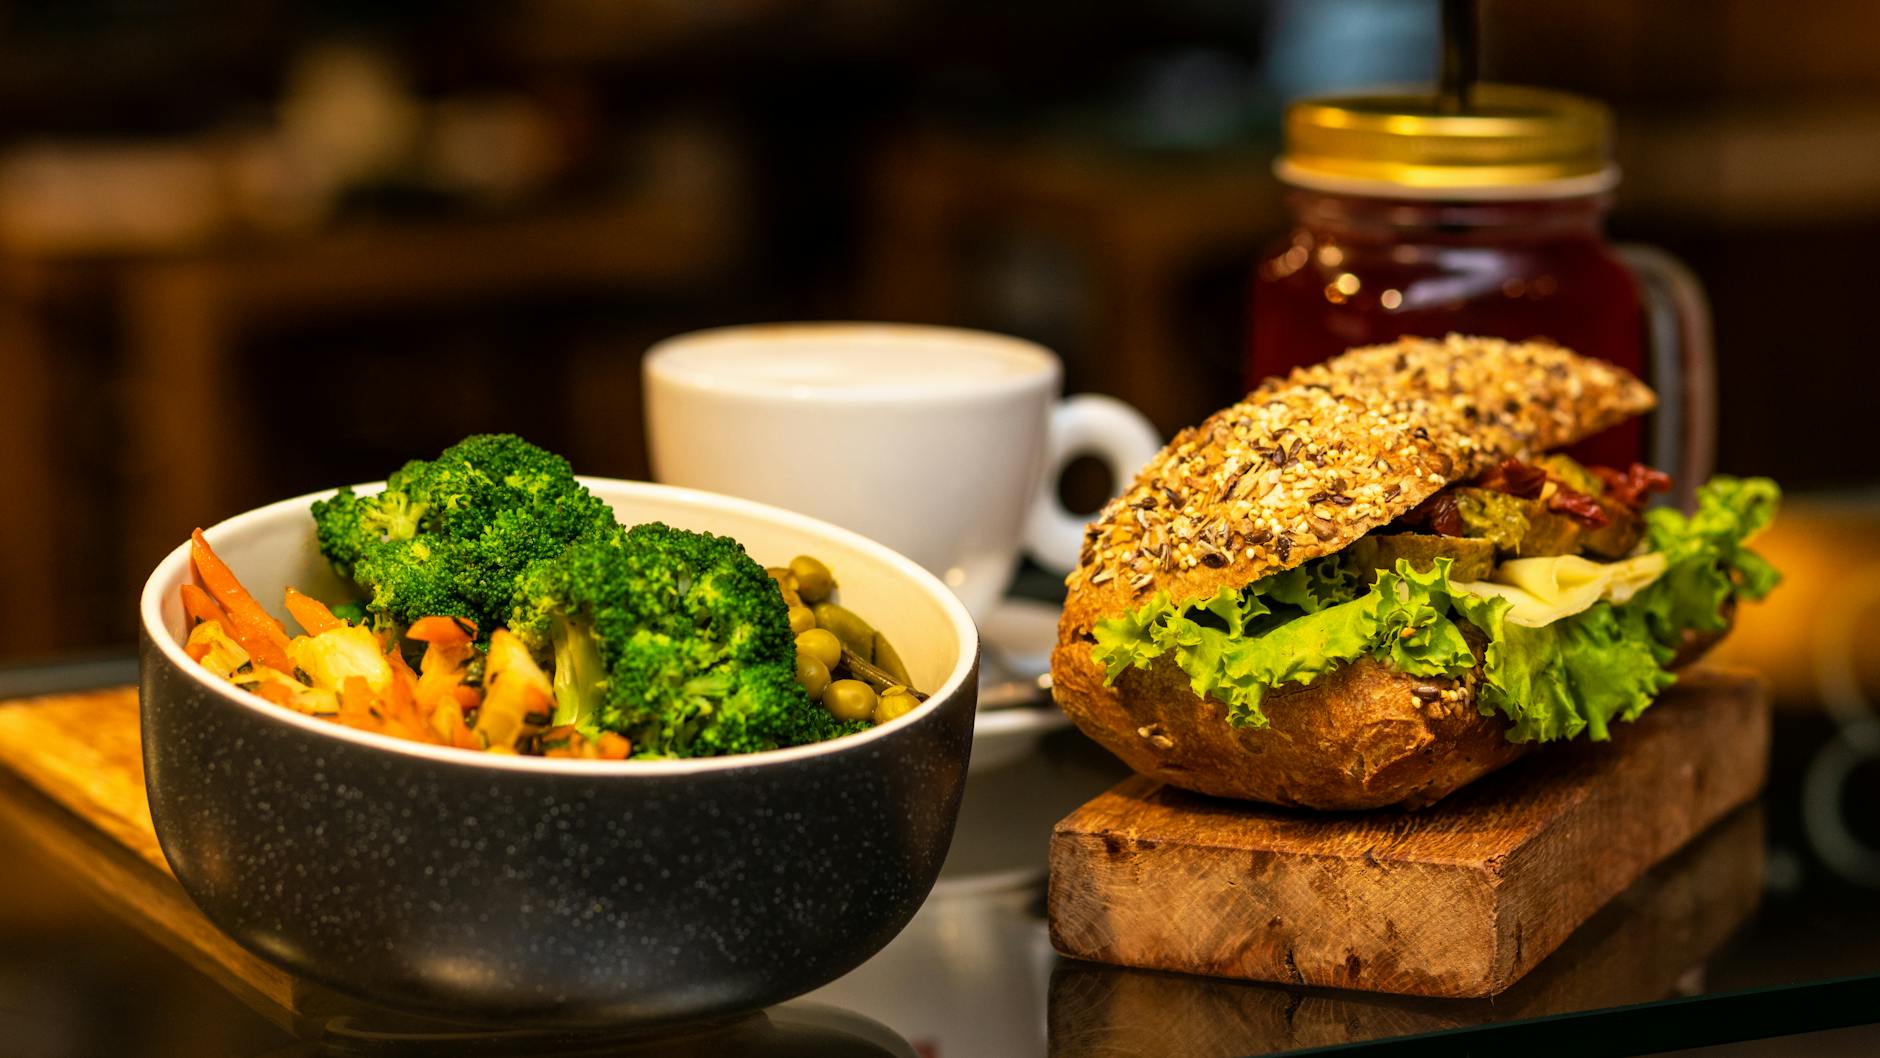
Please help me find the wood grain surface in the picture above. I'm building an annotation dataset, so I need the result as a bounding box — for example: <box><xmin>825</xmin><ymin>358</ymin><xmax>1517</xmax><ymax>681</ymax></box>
<box><xmin>0</xmin><ymin>687</ymin><xmax>383</xmax><ymax>1034</ymax></box>
<box><xmin>1048</xmin><ymin>802</ymin><xmax>1764</xmax><ymax>1057</ymax></box>
<box><xmin>1047</xmin><ymin>668</ymin><xmax>1770</xmax><ymax>998</ymax></box>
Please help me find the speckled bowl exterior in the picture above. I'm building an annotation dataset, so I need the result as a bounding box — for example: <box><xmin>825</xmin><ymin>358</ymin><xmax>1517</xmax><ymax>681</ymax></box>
<box><xmin>139</xmin><ymin>480</ymin><xmax>978</xmax><ymax>1027</ymax></box>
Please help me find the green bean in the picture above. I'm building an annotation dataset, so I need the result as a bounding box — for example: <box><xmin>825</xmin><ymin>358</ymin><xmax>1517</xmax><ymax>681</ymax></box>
<box><xmin>812</xmin><ymin>602</ymin><xmax>876</xmax><ymax>661</ymax></box>
<box><xmin>872</xmin><ymin>632</ymin><xmax>913</xmax><ymax>688</ymax></box>
<box><xmin>839</xmin><ymin>645</ymin><xmax>926</xmax><ymax>701</ymax></box>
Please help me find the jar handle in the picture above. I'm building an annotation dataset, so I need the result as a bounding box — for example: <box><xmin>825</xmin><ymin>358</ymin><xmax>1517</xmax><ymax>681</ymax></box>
<box><xmin>1617</xmin><ymin>244</ymin><xmax>1716</xmax><ymax>508</ymax></box>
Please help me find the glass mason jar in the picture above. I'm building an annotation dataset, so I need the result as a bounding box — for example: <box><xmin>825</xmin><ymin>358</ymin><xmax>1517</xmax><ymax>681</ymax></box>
<box><xmin>1248</xmin><ymin>85</ymin><xmax>1712</xmax><ymax>482</ymax></box>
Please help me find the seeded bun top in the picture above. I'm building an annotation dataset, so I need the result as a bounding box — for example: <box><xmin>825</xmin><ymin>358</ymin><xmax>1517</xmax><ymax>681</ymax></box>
<box><xmin>1060</xmin><ymin>334</ymin><xmax>1655</xmax><ymax>635</ymax></box>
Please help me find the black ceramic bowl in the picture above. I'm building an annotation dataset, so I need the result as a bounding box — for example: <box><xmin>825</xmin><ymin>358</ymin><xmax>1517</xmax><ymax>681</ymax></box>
<box><xmin>139</xmin><ymin>479</ymin><xmax>978</xmax><ymax>1027</ymax></box>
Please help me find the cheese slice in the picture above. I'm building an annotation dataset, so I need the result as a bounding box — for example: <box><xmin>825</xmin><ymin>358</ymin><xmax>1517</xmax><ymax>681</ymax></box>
<box><xmin>1456</xmin><ymin>552</ymin><xmax>1668</xmax><ymax>627</ymax></box>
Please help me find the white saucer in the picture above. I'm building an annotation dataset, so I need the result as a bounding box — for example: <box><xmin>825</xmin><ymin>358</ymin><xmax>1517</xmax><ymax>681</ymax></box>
<box><xmin>970</xmin><ymin>595</ymin><xmax>1071</xmax><ymax>772</ymax></box>
<box><xmin>976</xmin><ymin>595</ymin><xmax>1059</xmax><ymax>680</ymax></box>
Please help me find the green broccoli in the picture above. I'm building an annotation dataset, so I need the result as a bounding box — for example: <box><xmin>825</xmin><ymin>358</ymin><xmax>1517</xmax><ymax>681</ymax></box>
<box><xmin>310</xmin><ymin>435</ymin><xmax>615</xmax><ymax>633</ymax></box>
<box><xmin>509</xmin><ymin>522</ymin><xmax>864</xmax><ymax>758</ymax></box>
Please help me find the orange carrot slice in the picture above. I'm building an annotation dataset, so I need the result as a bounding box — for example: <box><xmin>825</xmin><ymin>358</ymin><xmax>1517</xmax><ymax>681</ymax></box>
<box><xmin>190</xmin><ymin>530</ymin><xmax>286</xmax><ymax>637</ymax></box>
<box><xmin>283</xmin><ymin>587</ymin><xmax>346</xmax><ymax>636</ymax></box>
<box><xmin>189</xmin><ymin>530</ymin><xmax>293</xmax><ymax>672</ymax></box>
<box><xmin>387</xmin><ymin>649</ymin><xmax>420</xmax><ymax>691</ymax></box>
<box><xmin>337</xmin><ymin>675</ymin><xmax>382</xmax><ymax>732</ymax></box>
<box><xmin>407</xmin><ymin>615</ymin><xmax>476</xmax><ymax>647</ymax></box>
<box><xmin>179</xmin><ymin>583</ymin><xmax>231</xmax><ymax>629</ymax></box>
<box><xmin>384</xmin><ymin>652</ymin><xmax>439</xmax><ymax>742</ymax></box>
<box><xmin>432</xmin><ymin>700</ymin><xmax>482</xmax><ymax>750</ymax></box>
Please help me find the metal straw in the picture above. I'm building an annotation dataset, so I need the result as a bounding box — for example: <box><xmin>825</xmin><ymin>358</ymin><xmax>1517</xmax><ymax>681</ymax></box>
<box><xmin>1440</xmin><ymin>0</ymin><xmax>1478</xmax><ymax>113</ymax></box>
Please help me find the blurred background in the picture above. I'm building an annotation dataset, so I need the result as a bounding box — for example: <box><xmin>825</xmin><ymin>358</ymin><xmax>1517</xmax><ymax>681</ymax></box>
<box><xmin>5</xmin><ymin>5</ymin><xmax>1880</xmax><ymax>1055</ymax></box>
<box><xmin>2</xmin><ymin>0</ymin><xmax>1877</xmax><ymax>683</ymax></box>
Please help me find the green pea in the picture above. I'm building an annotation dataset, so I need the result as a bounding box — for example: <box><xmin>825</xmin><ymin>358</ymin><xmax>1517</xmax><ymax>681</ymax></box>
<box><xmin>811</xmin><ymin>602</ymin><xmax>876</xmax><ymax>661</ymax></box>
<box><xmin>874</xmin><ymin>691</ymin><xmax>918</xmax><ymax>725</ymax></box>
<box><xmin>789</xmin><ymin>555</ymin><xmax>836</xmax><ymax>604</ymax></box>
<box><xmin>823</xmin><ymin>679</ymin><xmax>877</xmax><ymax>723</ymax></box>
<box><xmin>795</xmin><ymin>654</ymin><xmax>830</xmax><ymax>701</ymax></box>
<box><xmin>795</xmin><ymin>628</ymin><xmax>842</xmax><ymax>670</ymax></box>
<box><xmin>788</xmin><ymin>605</ymin><xmax>817</xmax><ymax>635</ymax></box>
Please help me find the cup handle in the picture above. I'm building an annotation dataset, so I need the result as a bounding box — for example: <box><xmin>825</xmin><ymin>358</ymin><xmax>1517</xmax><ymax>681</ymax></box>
<box><xmin>1022</xmin><ymin>394</ymin><xmax>1162</xmax><ymax>574</ymax></box>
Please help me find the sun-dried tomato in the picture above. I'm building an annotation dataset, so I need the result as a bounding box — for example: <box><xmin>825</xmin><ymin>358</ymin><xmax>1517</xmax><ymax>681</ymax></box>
<box><xmin>1402</xmin><ymin>491</ymin><xmax>1465</xmax><ymax>536</ymax></box>
<box><xmin>1591</xmin><ymin>463</ymin><xmax>1674</xmax><ymax>509</ymax></box>
<box><xmin>1475</xmin><ymin>459</ymin><xmax>1551</xmax><ymax>499</ymax></box>
<box><xmin>1472</xmin><ymin>456</ymin><xmax>1613</xmax><ymax>526</ymax></box>
<box><xmin>1547</xmin><ymin>488</ymin><xmax>1610</xmax><ymax>528</ymax></box>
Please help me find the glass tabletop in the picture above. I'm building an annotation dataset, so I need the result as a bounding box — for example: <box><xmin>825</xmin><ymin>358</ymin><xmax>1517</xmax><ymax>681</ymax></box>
<box><xmin>2</xmin><ymin>655</ymin><xmax>1877</xmax><ymax>1058</ymax></box>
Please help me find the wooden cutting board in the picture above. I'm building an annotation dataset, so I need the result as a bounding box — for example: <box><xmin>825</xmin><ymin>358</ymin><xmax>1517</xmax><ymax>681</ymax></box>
<box><xmin>1047</xmin><ymin>668</ymin><xmax>1769</xmax><ymax>999</ymax></box>
<box><xmin>1049</xmin><ymin>802</ymin><xmax>1765</xmax><ymax>1057</ymax></box>
<box><xmin>0</xmin><ymin>687</ymin><xmax>509</xmax><ymax>1040</ymax></box>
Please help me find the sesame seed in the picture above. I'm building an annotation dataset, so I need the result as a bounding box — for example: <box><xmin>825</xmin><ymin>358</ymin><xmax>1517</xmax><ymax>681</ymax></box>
<box><xmin>1067</xmin><ymin>335</ymin><xmax>1655</xmax><ymax>604</ymax></box>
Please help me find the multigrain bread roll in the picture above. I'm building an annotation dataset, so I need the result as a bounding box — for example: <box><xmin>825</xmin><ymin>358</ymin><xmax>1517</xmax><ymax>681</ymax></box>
<box><xmin>1051</xmin><ymin>335</ymin><xmax>1776</xmax><ymax>810</ymax></box>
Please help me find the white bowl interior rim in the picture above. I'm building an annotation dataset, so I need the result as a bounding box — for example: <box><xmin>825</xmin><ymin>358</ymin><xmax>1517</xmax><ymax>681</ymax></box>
<box><xmin>141</xmin><ymin>478</ymin><xmax>980</xmax><ymax>775</ymax></box>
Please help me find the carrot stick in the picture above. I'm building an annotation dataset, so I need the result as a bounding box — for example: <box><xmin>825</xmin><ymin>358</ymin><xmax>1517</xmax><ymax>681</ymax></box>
<box><xmin>189</xmin><ymin>530</ymin><xmax>294</xmax><ymax>672</ymax></box>
<box><xmin>382</xmin><ymin>653</ymin><xmax>438</xmax><ymax>743</ymax></box>
<box><xmin>190</xmin><ymin>530</ymin><xmax>287</xmax><ymax>639</ymax></box>
<box><xmin>283</xmin><ymin>587</ymin><xmax>346</xmax><ymax>636</ymax></box>
<box><xmin>431</xmin><ymin>700</ymin><xmax>482</xmax><ymax>750</ymax></box>
<box><xmin>179</xmin><ymin>583</ymin><xmax>231</xmax><ymax>629</ymax></box>
<box><xmin>388</xmin><ymin>649</ymin><xmax>420</xmax><ymax>692</ymax></box>
<box><xmin>337</xmin><ymin>675</ymin><xmax>383</xmax><ymax>733</ymax></box>
<box><xmin>407</xmin><ymin>615</ymin><xmax>476</xmax><ymax>647</ymax></box>
<box><xmin>228</xmin><ymin>613</ymin><xmax>295</xmax><ymax>674</ymax></box>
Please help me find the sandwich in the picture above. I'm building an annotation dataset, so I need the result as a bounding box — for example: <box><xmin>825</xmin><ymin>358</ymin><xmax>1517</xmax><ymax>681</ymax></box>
<box><xmin>1051</xmin><ymin>335</ymin><xmax>1779</xmax><ymax>810</ymax></box>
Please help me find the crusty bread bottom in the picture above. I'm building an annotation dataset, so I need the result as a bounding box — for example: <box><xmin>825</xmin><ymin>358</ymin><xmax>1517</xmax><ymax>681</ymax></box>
<box><xmin>1051</xmin><ymin>622</ymin><xmax>1728</xmax><ymax>811</ymax></box>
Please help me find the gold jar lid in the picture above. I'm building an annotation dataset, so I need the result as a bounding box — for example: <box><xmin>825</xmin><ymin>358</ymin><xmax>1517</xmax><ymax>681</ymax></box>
<box><xmin>1276</xmin><ymin>83</ymin><xmax>1618</xmax><ymax>199</ymax></box>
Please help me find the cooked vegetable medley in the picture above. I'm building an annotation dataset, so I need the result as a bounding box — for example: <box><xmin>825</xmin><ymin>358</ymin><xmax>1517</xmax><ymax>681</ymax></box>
<box><xmin>182</xmin><ymin>435</ymin><xmax>924</xmax><ymax>758</ymax></box>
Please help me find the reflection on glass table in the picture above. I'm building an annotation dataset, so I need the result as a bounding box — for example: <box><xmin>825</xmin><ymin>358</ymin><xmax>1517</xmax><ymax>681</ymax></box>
<box><xmin>1</xmin><ymin>653</ymin><xmax>1879</xmax><ymax>1057</ymax></box>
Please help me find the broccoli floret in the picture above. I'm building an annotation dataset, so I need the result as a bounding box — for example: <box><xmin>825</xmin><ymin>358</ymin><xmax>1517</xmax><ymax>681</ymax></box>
<box><xmin>310</xmin><ymin>487</ymin><xmax>368</xmax><ymax>577</ymax></box>
<box><xmin>310</xmin><ymin>435</ymin><xmax>616</xmax><ymax>633</ymax></box>
<box><xmin>509</xmin><ymin>522</ymin><xmax>863</xmax><ymax>757</ymax></box>
<box><xmin>349</xmin><ymin>535</ymin><xmax>483</xmax><ymax>632</ymax></box>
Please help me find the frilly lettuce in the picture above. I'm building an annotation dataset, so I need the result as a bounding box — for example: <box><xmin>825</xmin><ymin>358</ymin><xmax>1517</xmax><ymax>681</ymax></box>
<box><xmin>1090</xmin><ymin>476</ymin><xmax>1781</xmax><ymax>742</ymax></box>
<box><xmin>1092</xmin><ymin>557</ymin><xmax>1485</xmax><ymax>728</ymax></box>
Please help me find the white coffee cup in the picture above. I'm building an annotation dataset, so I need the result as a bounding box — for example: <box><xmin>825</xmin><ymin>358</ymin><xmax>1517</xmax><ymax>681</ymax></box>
<box><xmin>643</xmin><ymin>323</ymin><xmax>1162</xmax><ymax>619</ymax></box>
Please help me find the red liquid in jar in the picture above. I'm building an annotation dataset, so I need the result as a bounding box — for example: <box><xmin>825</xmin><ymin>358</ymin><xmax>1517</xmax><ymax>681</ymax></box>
<box><xmin>1248</xmin><ymin>191</ymin><xmax>1645</xmax><ymax>467</ymax></box>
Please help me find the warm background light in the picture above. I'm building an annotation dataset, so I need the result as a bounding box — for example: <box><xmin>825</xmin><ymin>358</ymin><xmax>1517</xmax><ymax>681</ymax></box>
<box><xmin>1706</xmin><ymin>501</ymin><xmax>1880</xmax><ymax>708</ymax></box>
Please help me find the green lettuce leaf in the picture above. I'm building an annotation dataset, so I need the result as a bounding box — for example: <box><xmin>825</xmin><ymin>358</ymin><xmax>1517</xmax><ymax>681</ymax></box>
<box><xmin>1091</xmin><ymin>556</ymin><xmax>1485</xmax><ymax>729</ymax></box>
<box><xmin>1474</xmin><ymin>606</ymin><xmax>1675</xmax><ymax>742</ymax></box>
<box><xmin>1628</xmin><ymin>475</ymin><xmax>1783</xmax><ymax>645</ymax></box>
<box><xmin>1088</xmin><ymin>475</ymin><xmax>1782</xmax><ymax>743</ymax></box>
